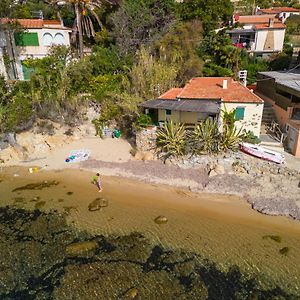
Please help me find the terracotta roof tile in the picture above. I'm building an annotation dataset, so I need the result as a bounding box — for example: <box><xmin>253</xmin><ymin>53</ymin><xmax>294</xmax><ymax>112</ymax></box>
<box><xmin>259</xmin><ymin>7</ymin><xmax>300</xmax><ymax>14</ymax></box>
<box><xmin>158</xmin><ymin>88</ymin><xmax>183</xmax><ymax>100</ymax></box>
<box><xmin>235</xmin><ymin>15</ymin><xmax>280</xmax><ymax>24</ymax></box>
<box><xmin>254</xmin><ymin>23</ymin><xmax>286</xmax><ymax>29</ymax></box>
<box><xmin>0</xmin><ymin>18</ymin><xmax>68</xmax><ymax>29</ymax></box>
<box><xmin>175</xmin><ymin>77</ymin><xmax>263</xmax><ymax>103</ymax></box>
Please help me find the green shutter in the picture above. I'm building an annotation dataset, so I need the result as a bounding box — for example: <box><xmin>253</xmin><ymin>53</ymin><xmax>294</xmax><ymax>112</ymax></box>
<box><xmin>21</xmin><ymin>62</ymin><xmax>34</xmax><ymax>80</ymax></box>
<box><xmin>235</xmin><ymin>107</ymin><xmax>245</xmax><ymax>120</ymax></box>
<box><xmin>15</xmin><ymin>33</ymin><xmax>39</xmax><ymax>46</ymax></box>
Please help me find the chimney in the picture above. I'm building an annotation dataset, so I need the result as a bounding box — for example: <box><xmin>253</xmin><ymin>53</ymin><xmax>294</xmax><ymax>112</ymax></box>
<box><xmin>268</xmin><ymin>18</ymin><xmax>274</xmax><ymax>27</ymax></box>
<box><xmin>222</xmin><ymin>79</ymin><xmax>228</xmax><ymax>89</ymax></box>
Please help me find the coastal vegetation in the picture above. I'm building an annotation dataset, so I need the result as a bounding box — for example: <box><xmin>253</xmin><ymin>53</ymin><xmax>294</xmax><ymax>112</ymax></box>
<box><xmin>156</xmin><ymin>110</ymin><xmax>243</xmax><ymax>158</ymax></box>
<box><xmin>0</xmin><ymin>0</ymin><xmax>296</xmax><ymax>136</ymax></box>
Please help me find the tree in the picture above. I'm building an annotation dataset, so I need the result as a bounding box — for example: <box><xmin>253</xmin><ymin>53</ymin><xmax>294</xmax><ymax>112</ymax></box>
<box><xmin>176</xmin><ymin>0</ymin><xmax>233</xmax><ymax>33</ymax></box>
<box><xmin>155</xmin><ymin>20</ymin><xmax>204</xmax><ymax>83</ymax></box>
<box><xmin>198</xmin><ymin>31</ymin><xmax>242</xmax><ymax>77</ymax></box>
<box><xmin>110</xmin><ymin>0</ymin><xmax>176</xmax><ymax>56</ymax></box>
<box><xmin>46</xmin><ymin>0</ymin><xmax>114</xmax><ymax>58</ymax></box>
<box><xmin>129</xmin><ymin>47</ymin><xmax>178</xmax><ymax>100</ymax></box>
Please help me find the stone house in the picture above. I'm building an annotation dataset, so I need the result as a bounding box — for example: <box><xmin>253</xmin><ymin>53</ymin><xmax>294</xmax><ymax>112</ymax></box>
<box><xmin>0</xmin><ymin>18</ymin><xmax>71</xmax><ymax>80</ymax></box>
<box><xmin>140</xmin><ymin>77</ymin><xmax>264</xmax><ymax>137</ymax></box>
<box><xmin>256</xmin><ymin>71</ymin><xmax>300</xmax><ymax>156</ymax></box>
<box><xmin>227</xmin><ymin>15</ymin><xmax>286</xmax><ymax>57</ymax></box>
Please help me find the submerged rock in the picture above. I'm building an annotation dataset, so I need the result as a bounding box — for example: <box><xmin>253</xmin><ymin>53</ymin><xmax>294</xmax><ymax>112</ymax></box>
<box><xmin>65</xmin><ymin>240</ymin><xmax>98</xmax><ymax>257</ymax></box>
<box><xmin>88</xmin><ymin>198</ymin><xmax>108</xmax><ymax>211</ymax></box>
<box><xmin>12</xmin><ymin>180</ymin><xmax>59</xmax><ymax>192</ymax></box>
<box><xmin>154</xmin><ymin>216</ymin><xmax>168</xmax><ymax>225</ymax></box>
<box><xmin>124</xmin><ymin>287</ymin><xmax>139</xmax><ymax>298</ymax></box>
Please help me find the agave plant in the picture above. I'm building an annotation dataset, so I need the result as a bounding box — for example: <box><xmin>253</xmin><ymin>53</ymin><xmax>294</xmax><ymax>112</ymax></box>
<box><xmin>156</xmin><ymin>120</ymin><xmax>186</xmax><ymax>158</ymax></box>
<box><xmin>219</xmin><ymin>124</ymin><xmax>242</xmax><ymax>151</ymax></box>
<box><xmin>189</xmin><ymin>118</ymin><xmax>220</xmax><ymax>155</ymax></box>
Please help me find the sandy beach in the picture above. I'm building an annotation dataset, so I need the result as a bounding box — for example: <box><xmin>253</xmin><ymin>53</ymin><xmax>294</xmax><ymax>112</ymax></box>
<box><xmin>2</xmin><ymin>135</ymin><xmax>299</xmax><ymax>221</ymax></box>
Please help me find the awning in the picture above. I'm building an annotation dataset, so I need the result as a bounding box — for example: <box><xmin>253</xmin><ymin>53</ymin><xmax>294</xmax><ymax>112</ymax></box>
<box><xmin>140</xmin><ymin>99</ymin><xmax>220</xmax><ymax>113</ymax></box>
<box><xmin>226</xmin><ymin>29</ymin><xmax>255</xmax><ymax>34</ymax></box>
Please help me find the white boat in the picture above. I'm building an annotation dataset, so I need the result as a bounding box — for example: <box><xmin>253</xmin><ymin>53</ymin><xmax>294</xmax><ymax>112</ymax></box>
<box><xmin>240</xmin><ymin>142</ymin><xmax>285</xmax><ymax>164</ymax></box>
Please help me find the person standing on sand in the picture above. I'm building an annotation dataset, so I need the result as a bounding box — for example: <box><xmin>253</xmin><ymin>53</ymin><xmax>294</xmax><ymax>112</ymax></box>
<box><xmin>92</xmin><ymin>173</ymin><xmax>103</xmax><ymax>192</ymax></box>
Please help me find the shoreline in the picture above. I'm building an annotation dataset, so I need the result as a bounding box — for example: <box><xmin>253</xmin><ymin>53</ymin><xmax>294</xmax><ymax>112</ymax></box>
<box><xmin>1</xmin><ymin>135</ymin><xmax>300</xmax><ymax>221</ymax></box>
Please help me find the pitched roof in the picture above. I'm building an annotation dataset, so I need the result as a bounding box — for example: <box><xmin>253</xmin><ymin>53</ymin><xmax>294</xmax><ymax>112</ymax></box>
<box><xmin>234</xmin><ymin>14</ymin><xmax>280</xmax><ymax>24</ymax></box>
<box><xmin>254</xmin><ymin>23</ymin><xmax>286</xmax><ymax>30</ymax></box>
<box><xmin>161</xmin><ymin>77</ymin><xmax>263</xmax><ymax>103</ymax></box>
<box><xmin>158</xmin><ymin>88</ymin><xmax>183</xmax><ymax>100</ymax></box>
<box><xmin>259</xmin><ymin>7</ymin><xmax>300</xmax><ymax>14</ymax></box>
<box><xmin>0</xmin><ymin>18</ymin><xmax>70</xmax><ymax>30</ymax></box>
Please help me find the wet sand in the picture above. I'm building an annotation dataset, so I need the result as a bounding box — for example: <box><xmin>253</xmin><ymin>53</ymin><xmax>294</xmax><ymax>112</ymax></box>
<box><xmin>1</xmin><ymin>167</ymin><xmax>300</xmax><ymax>294</ymax></box>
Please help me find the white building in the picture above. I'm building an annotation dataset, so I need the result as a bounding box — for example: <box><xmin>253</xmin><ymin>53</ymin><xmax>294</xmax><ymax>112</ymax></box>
<box><xmin>256</xmin><ymin>6</ymin><xmax>300</xmax><ymax>23</ymax></box>
<box><xmin>0</xmin><ymin>18</ymin><xmax>71</xmax><ymax>80</ymax></box>
<box><xmin>227</xmin><ymin>15</ymin><xmax>286</xmax><ymax>57</ymax></box>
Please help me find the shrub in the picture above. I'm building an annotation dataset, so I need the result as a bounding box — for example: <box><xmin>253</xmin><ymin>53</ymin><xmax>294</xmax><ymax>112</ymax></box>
<box><xmin>219</xmin><ymin>124</ymin><xmax>242</xmax><ymax>151</ymax></box>
<box><xmin>156</xmin><ymin>120</ymin><xmax>187</xmax><ymax>158</ymax></box>
<box><xmin>241</xmin><ymin>130</ymin><xmax>260</xmax><ymax>144</ymax></box>
<box><xmin>134</xmin><ymin>114</ymin><xmax>152</xmax><ymax>130</ymax></box>
<box><xmin>188</xmin><ymin>118</ymin><xmax>220</xmax><ymax>154</ymax></box>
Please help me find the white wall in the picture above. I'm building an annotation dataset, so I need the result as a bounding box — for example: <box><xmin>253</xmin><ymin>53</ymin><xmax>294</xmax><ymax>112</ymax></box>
<box><xmin>17</xmin><ymin>28</ymin><xmax>71</xmax><ymax>58</ymax></box>
<box><xmin>220</xmin><ymin>102</ymin><xmax>264</xmax><ymax>137</ymax></box>
<box><xmin>273</xmin><ymin>28</ymin><xmax>285</xmax><ymax>51</ymax></box>
<box><xmin>254</xmin><ymin>28</ymin><xmax>285</xmax><ymax>52</ymax></box>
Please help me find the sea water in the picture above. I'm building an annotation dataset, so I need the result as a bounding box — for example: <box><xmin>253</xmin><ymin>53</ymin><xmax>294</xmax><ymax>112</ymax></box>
<box><xmin>1</xmin><ymin>168</ymin><xmax>300</xmax><ymax>299</ymax></box>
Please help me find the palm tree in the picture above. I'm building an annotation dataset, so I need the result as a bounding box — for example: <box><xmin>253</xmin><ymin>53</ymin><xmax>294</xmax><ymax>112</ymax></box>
<box><xmin>46</xmin><ymin>0</ymin><xmax>113</xmax><ymax>58</ymax></box>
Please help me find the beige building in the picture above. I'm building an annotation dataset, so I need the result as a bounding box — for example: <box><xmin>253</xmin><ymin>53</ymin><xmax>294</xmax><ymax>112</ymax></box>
<box><xmin>256</xmin><ymin>71</ymin><xmax>300</xmax><ymax>156</ymax></box>
<box><xmin>141</xmin><ymin>77</ymin><xmax>264</xmax><ymax>137</ymax></box>
<box><xmin>0</xmin><ymin>18</ymin><xmax>71</xmax><ymax>80</ymax></box>
<box><xmin>227</xmin><ymin>15</ymin><xmax>286</xmax><ymax>57</ymax></box>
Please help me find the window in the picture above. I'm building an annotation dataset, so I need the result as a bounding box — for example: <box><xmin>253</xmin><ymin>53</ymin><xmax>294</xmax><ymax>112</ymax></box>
<box><xmin>53</xmin><ymin>33</ymin><xmax>65</xmax><ymax>45</ymax></box>
<box><xmin>15</xmin><ymin>33</ymin><xmax>39</xmax><ymax>46</ymax></box>
<box><xmin>165</xmin><ymin>109</ymin><xmax>172</xmax><ymax>116</ymax></box>
<box><xmin>42</xmin><ymin>33</ymin><xmax>53</xmax><ymax>46</ymax></box>
<box><xmin>235</xmin><ymin>107</ymin><xmax>245</xmax><ymax>120</ymax></box>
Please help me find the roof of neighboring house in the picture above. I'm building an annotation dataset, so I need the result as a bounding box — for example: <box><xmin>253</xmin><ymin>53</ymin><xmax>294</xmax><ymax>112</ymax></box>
<box><xmin>234</xmin><ymin>14</ymin><xmax>280</xmax><ymax>24</ymax></box>
<box><xmin>158</xmin><ymin>88</ymin><xmax>183</xmax><ymax>100</ymax></box>
<box><xmin>140</xmin><ymin>99</ymin><xmax>220</xmax><ymax>113</ymax></box>
<box><xmin>0</xmin><ymin>18</ymin><xmax>70</xmax><ymax>30</ymax></box>
<box><xmin>277</xmin><ymin>79</ymin><xmax>300</xmax><ymax>92</ymax></box>
<box><xmin>254</xmin><ymin>23</ymin><xmax>286</xmax><ymax>29</ymax></box>
<box><xmin>258</xmin><ymin>7</ymin><xmax>300</xmax><ymax>14</ymax></box>
<box><xmin>258</xmin><ymin>71</ymin><xmax>300</xmax><ymax>91</ymax></box>
<box><xmin>258</xmin><ymin>71</ymin><xmax>300</xmax><ymax>81</ymax></box>
<box><xmin>176</xmin><ymin>77</ymin><xmax>263</xmax><ymax>103</ymax></box>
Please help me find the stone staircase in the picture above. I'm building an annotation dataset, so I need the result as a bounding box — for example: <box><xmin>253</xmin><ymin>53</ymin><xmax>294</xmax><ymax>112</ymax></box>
<box><xmin>262</xmin><ymin>102</ymin><xmax>276</xmax><ymax>125</ymax></box>
<box><xmin>260</xmin><ymin>103</ymin><xmax>285</xmax><ymax>151</ymax></box>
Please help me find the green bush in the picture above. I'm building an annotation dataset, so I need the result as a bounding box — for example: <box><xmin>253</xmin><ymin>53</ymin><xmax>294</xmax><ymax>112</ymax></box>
<box><xmin>241</xmin><ymin>130</ymin><xmax>261</xmax><ymax>144</ymax></box>
<box><xmin>134</xmin><ymin>114</ymin><xmax>152</xmax><ymax>130</ymax></box>
<box><xmin>188</xmin><ymin>118</ymin><xmax>220</xmax><ymax>154</ymax></box>
<box><xmin>156</xmin><ymin>120</ymin><xmax>187</xmax><ymax>158</ymax></box>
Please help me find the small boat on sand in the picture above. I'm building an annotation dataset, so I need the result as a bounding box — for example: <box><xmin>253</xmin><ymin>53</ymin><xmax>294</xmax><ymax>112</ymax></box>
<box><xmin>240</xmin><ymin>142</ymin><xmax>285</xmax><ymax>164</ymax></box>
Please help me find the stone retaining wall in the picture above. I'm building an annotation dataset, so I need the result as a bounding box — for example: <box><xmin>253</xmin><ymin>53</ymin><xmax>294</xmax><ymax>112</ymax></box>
<box><xmin>136</xmin><ymin>127</ymin><xmax>157</xmax><ymax>152</ymax></box>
